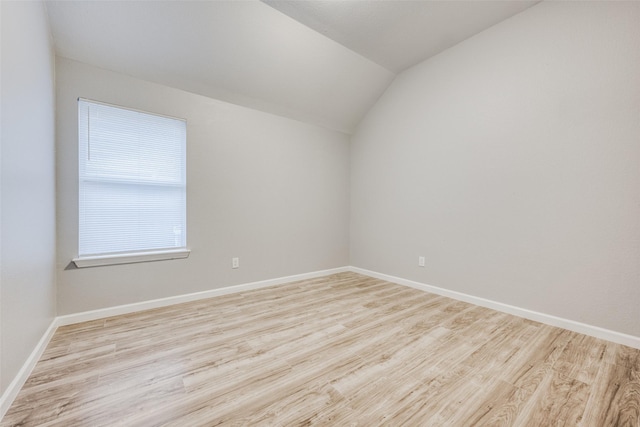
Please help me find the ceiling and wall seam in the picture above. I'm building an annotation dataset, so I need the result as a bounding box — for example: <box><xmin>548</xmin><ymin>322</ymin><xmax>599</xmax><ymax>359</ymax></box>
<box><xmin>43</xmin><ymin>0</ymin><xmax>539</xmax><ymax>134</ymax></box>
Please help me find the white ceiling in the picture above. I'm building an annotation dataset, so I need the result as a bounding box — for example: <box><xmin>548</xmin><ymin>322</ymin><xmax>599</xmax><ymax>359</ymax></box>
<box><xmin>263</xmin><ymin>0</ymin><xmax>540</xmax><ymax>73</ymax></box>
<box><xmin>45</xmin><ymin>0</ymin><xmax>539</xmax><ymax>134</ymax></box>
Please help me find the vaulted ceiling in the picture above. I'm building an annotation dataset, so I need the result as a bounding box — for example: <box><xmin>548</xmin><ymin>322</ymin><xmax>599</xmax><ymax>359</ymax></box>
<box><xmin>45</xmin><ymin>0</ymin><xmax>539</xmax><ymax>134</ymax></box>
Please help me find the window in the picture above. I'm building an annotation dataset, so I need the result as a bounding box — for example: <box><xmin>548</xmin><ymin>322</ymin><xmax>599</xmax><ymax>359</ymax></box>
<box><xmin>73</xmin><ymin>99</ymin><xmax>189</xmax><ymax>267</ymax></box>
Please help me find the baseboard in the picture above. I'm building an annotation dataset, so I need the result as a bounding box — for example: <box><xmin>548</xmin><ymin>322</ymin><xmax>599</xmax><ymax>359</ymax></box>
<box><xmin>56</xmin><ymin>266</ymin><xmax>350</xmax><ymax>326</ymax></box>
<box><xmin>350</xmin><ymin>266</ymin><xmax>640</xmax><ymax>350</ymax></box>
<box><xmin>0</xmin><ymin>318</ymin><xmax>58</xmax><ymax>420</ymax></box>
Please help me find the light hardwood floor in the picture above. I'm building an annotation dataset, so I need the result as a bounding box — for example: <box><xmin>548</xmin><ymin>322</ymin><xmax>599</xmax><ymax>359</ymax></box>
<box><xmin>2</xmin><ymin>272</ymin><xmax>639</xmax><ymax>426</ymax></box>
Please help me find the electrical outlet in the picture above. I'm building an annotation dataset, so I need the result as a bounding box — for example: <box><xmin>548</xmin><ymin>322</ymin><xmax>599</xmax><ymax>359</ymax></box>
<box><xmin>418</xmin><ymin>256</ymin><xmax>425</xmax><ymax>267</ymax></box>
<box><xmin>232</xmin><ymin>257</ymin><xmax>239</xmax><ymax>269</ymax></box>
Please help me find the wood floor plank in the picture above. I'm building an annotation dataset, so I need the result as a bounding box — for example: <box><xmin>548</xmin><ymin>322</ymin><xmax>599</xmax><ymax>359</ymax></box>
<box><xmin>579</xmin><ymin>345</ymin><xmax>640</xmax><ymax>426</ymax></box>
<box><xmin>554</xmin><ymin>333</ymin><xmax>611</xmax><ymax>385</ymax></box>
<box><xmin>2</xmin><ymin>272</ymin><xmax>639</xmax><ymax>426</ymax></box>
<box><xmin>513</xmin><ymin>369</ymin><xmax>590</xmax><ymax>426</ymax></box>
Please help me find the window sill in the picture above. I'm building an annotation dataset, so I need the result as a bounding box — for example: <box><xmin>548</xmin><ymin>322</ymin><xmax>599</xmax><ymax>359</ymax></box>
<box><xmin>72</xmin><ymin>249</ymin><xmax>190</xmax><ymax>268</ymax></box>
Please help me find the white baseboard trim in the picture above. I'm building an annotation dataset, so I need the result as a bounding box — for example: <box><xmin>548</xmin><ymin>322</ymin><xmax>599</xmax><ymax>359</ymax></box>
<box><xmin>0</xmin><ymin>318</ymin><xmax>58</xmax><ymax>420</ymax></box>
<box><xmin>350</xmin><ymin>266</ymin><xmax>640</xmax><ymax>350</ymax></box>
<box><xmin>56</xmin><ymin>266</ymin><xmax>350</xmax><ymax>326</ymax></box>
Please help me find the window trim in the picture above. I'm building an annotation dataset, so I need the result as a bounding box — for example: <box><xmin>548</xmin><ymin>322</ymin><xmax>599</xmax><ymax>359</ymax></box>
<box><xmin>73</xmin><ymin>248</ymin><xmax>190</xmax><ymax>268</ymax></box>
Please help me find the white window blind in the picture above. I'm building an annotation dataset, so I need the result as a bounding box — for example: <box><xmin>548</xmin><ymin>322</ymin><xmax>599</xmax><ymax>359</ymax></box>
<box><xmin>78</xmin><ymin>99</ymin><xmax>187</xmax><ymax>258</ymax></box>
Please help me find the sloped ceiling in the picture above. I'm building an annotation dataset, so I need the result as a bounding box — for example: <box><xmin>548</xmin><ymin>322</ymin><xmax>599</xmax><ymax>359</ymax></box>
<box><xmin>45</xmin><ymin>0</ymin><xmax>539</xmax><ymax>134</ymax></box>
<box><xmin>45</xmin><ymin>0</ymin><xmax>394</xmax><ymax>134</ymax></box>
<box><xmin>263</xmin><ymin>0</ymin><xmax>539</xmax><ymax>73</ymax></box>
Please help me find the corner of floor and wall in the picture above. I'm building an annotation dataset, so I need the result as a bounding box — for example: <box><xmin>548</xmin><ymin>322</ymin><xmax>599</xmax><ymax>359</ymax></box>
<box><xmin>348</xmin><ymin>0</ymin><xmax>640</xmax><ymax>347</ymax></box>
<box><xmin>2</xmin><ymin>0</ymin><xmax>640</xmax><ymax>421</ymax></box>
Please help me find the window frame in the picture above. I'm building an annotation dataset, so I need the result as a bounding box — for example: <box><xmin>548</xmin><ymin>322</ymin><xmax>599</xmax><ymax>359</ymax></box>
<box><xmin>72</xmin><ymin>98</ymin><xmax>189</xmax><ymax>268</ymax></box>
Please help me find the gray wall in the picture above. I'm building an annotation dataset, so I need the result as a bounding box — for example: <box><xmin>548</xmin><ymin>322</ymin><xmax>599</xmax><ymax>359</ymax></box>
<box><xmin>1</xmin><ymin>1</ymin><xmax>57</xmax><ymax>392</ymax></box>
<box><xmin>350</xmin><ymin>2</ymin><xmax>640</xmax><ymax>336</ymax></box>
<box><xmin>56</xmin><ymin>58</ymin><xmax>350</xmax><ymax>315</ymax></box>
